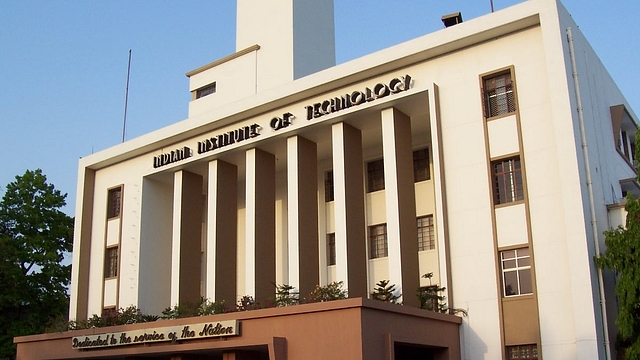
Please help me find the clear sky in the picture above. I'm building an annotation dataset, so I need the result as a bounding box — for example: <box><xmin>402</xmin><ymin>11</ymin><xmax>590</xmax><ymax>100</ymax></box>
<box><xmin>1</xmin><ymin>0</ymin><xmax>638</xmax><ymax>216</ymax></box>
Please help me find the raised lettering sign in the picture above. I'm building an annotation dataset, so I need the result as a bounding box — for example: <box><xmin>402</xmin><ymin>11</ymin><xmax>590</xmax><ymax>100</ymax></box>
<box><xmin>304</xmin><ymin>75</ymin><xmax>412</xmax><ymax>120</ymax></box>
<box><xmin>72</xmin><ymin>320</ymin><xmax>239</xmax><ymax>350</ymax></box>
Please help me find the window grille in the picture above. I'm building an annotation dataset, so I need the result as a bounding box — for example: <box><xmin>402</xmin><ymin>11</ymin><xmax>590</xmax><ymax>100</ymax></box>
<box><xmin>107</xmin><ymin>187</ymin><xmax>122</xmax><ymax>219</ymax></box>
<box><xmin>369</xmin><ymin>224</ymin><xmax>388</xmax><ymax>259</ymax></box>
<box><xmin>493</xmin><ymin>157</ymin><xmax>524</xmax><ymax>204</ymax></box>
<box><xmin>417</xmin><ymin>215</ymin><xmax>435</xmax><ymax>251</ymax></box>
<box><xmin>484</xmin><ymin>72</ymin><xmax>515</xmax><ymax>117</ymax></box>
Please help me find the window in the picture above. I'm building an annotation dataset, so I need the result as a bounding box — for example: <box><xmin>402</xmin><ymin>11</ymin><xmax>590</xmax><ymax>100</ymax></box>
<box><xmin>500</xmin><ymin>248</ymin><xmax>532</xmax><ymax>297</ymax></box>
<box><xmin>611</xmin><ymin>104</ymin><xmax>637</xmax><ymax>166</ymax></box>
<box><xmin>105</xmin><ymin>246</ymin><xmax>119</xmax><ymax>278</ymax></box>
<box><xmin>367</xmin><ymin>159</ymin><xmax>385</xmax><ymax>192</ymax></box>
<box><xmin>417</xmin><ymin>215</ymin><xmax>435</xmax><ymax>251</ymax></box>
<box><xmin>195</xmin><ymin>82</ymin><xmax>216</xmax><ymax>99</ymax></box>
<box><xmin>483</xmin><ymin>71</ymin><xmax>515</xmax><ymax>118</ymax></box>
<box><xmin>413</xmin><ymin>148</ymin><xmax>430</xmax><ymax>182</ymax></box>
<box><xmin>325</xmin><ymin>171</ymin><xmax>334</xmax><ymax>202</ymax></box>
<box><xmin>506</xmin><ymin>344</ymin><xmax>538</xmax><ymax>359</ymax></box>
<box><xmin>327</xmin><ymin>233</ymin><xmax>336</xmax><ymax>265</ymax></box>
<box><xmin>369</xmin><ymin>224</ymin><xmax>388</xmax><ymax>259</ymax></box>
<box><xmin>492</xmin><ymin>157</ymin><xmax>524</xmax><ymax>205</ymax></box>
<box><xmin>107</xmin><ymin>187</ymin><xmax>122</xmax><ymax>219</ymax></box>
<box><xmin>618</xmin><ymin>130</ymin><xmax>636</xmax><ymax>164</ymax></box>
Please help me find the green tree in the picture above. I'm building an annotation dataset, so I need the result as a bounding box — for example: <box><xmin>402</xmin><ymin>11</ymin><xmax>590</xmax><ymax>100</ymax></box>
<box><xmin>595</xmin><ymin>131</ymin><xmax>640</xmax><ymax>358</ymax></box>
<box><xmin>0</xmin><ymin>169</ymin><xmax>73</xmax><ymax>359</ymax></box>
<box><xmin>596</xmin><ymin>196</ymin><xmax>640</xmax><ymax>358</ymax></box>
<box><xmin>371</xmin><ymin>279</ymin><xmax>401</xmax><ymax>304</ymax></box>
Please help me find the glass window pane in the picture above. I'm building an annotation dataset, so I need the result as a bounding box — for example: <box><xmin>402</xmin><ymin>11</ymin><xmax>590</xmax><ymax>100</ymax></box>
<box><xmin>519</xmin><ymin>269</ymin><xmax>533</xmax><ymax>294</ymax></box>
<box><xmin>502</xmin><ymin>250</ymin><xmax>515</xmax><ymax>260</ymax></box>
<box><xmin>503</xmin><ymin>259</ymin><xmax>516</xmax><ymax>269</ymax></box>
<box><xmin>504</xmin><ymin>271</ymin><xmax>518</xmax><ymax>296</ymax></box>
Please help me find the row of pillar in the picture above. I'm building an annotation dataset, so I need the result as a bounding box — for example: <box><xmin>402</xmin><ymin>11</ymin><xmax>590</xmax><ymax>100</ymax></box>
<box><xmin>169</xmin><ymin>107</ymin><xmax>420</xmax><ymax>307</ymax></box>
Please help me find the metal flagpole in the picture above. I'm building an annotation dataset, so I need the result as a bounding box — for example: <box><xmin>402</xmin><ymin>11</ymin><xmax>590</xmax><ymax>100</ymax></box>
<box><xmin>122</xmin><ymin>49</ymin><xmax>132</xmax><ymax>143</ymax></box>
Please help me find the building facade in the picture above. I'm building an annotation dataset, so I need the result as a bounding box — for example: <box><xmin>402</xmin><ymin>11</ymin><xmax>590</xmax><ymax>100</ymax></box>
<box><xmin>15</xmin><ymin>0</ymin><xmax>639</xmax><ymax>359</ymax></box>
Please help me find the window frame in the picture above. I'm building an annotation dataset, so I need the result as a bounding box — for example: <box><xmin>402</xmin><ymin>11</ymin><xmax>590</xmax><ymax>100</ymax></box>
<box><xmin>417</xmin><ymin>215</ymin><xmax>435</xmax><ymax>251</ymax></box>
<box><xmin>327</xmin><ymin>233</ymin><xmax>336</xmax><ymax>266</ymax></box>
<box><xmin>413</xmin><ymin>148</ymin><xmax>431</xmax><ymax>182</ymax></box>
<box><xmin>104</xmin><ymin>245</ymin><xmax>119</xmax><ymax>279</ymax></box>
<box><xmin>500</xmin><ymin>247</ymin><xmax>533</xmax><ymax>297</ymax></box>
<box><xmin>368</xmin><ymin>223</ymin><xmax>388</xmax><ymax>259</ymax></box>
<box><xmin>506</xmin><ymin>344</ymin><xmax>538</xmax><ymax>360</ymax></box>
<box><xmin>481</xmin><ymin>68</ymin><xmax>517</xmax><ymax>119</ymax></box>
<box><xmin>367</xmin><ymin>159</ymin><xmax>385</xmax><ymax>193</ymax></box>
<box><xmin>325</xmin><ymin>170</ymin><xmax>334</xmax><ymax>202</ymax></box>
<box><xmin>492</xmin><ymin>156</ymin><xmax>524</xmax><ymax>205</ymax></box>
<box><xmin>107</xmin><ymin>186</ymin><xmax>123</xmax><ymax>219</ymax></box>
<box><xmin>195</xmin><ymin>82</ymin><xmax>217</xmax><ymax>99</ymax></box>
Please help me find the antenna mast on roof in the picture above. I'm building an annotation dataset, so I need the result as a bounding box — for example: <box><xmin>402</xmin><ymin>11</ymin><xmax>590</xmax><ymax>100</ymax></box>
<box><xmin>122</xmin><ymin>49</ymin><xmax>132</xmax><ymax>143</ymax></box>
<box><xmin>490</xmin><ymin>0</ymin><xmax>495</xmax><ymax>12</ymax></box>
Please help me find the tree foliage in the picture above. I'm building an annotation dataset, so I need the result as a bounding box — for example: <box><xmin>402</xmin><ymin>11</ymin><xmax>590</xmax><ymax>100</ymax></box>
<box><xmin>0</xmin><ymin>169</ymin><xmax>73</xmax><ymax>358</ymax></box>
<box><xmin>594</xmin><ymin>131</ymin><xmax>640</xmax><ymax>358</ymax></box>
<box><xmin>596</xmin><ymin>196</ymin><xmax>640</xmax><ymax>358</ymax></box>
<box><xmin>371</xmin><ymin>279</ymin><xmax>401</xmax><ymax>304</ymax></box>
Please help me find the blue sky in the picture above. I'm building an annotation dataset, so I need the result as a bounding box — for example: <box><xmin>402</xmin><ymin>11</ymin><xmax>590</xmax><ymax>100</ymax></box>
<box><xmin>1</xmin><ymin>0</ymin><xmax>638</xmax><ymax>216</ymax></box>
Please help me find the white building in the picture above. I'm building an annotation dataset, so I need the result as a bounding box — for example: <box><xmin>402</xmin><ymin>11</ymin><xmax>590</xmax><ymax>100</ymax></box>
<box><xmin>15</xmin><ymin>0</ymin><xmax>638</xmax><ymax>359</ymax></box>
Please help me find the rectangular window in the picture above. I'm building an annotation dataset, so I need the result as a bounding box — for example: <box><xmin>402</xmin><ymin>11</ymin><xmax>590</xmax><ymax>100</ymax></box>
<box><xmin>325</xmin><ymin>171</ymin><xmax>334</xmax><ymax>202</ymax></box>
<box><xmin>367</xmin><ymin>159</ymin><xmax>385</xmax><ymax>192</ymax></box>
<box><xmin>369</xmin><ymin>224</ymin><xmax>388</xmax><ymax>259</ymax></box>
<box><xmin>500</xmin><ymin>247</ymin><xmax>532</xmax><ymax>297</ymax></box>
<box><xmin>107</xmin><ymin>187</ymin><xmax>122</xmax><ymax>219</ymax></box>
<box><xmin>619</xmin><ymin>130</ymin><xmax>636</xmax><ymax>164</ymax></box>
<box><xmin>417</xmin><ymin>215</ymin><xmax>435</xmax><ymax>251</ymax></box>
<box><xmin>506</xmin><ymin>344</ymin><xmax>538</xmax><ymax>359</ymax></box>
<box><xmin>327</xmin><ymin>233</ymin><xmax>336</xmax><ymax>266</ymax></box>
<box><xmin>195</xmin><ymin>82</ymin><xmax>216</xmax><ymax>99</ymax></box>
<box><xmin>492</xmin><ymin>157</ymin><xmax>524</xmax><ymax>205</ymax></box>
<box><xmin>413</xmin><ymin>148</ymin><xmax>430</xmax><ymax>182</ymax></box>
<box><xmin>484</xmin><ymin>72</ymin><xmax>515</xmax><ymax>118</ymax></box>
<box><xmin>105</xmin><ymin>246</ymin><xmax>119</xmax><ymax>278</ymax></box>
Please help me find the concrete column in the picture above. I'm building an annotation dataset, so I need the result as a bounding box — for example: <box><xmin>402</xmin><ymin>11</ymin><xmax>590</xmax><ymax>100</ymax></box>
<box><xmin>69</xmin><ymin>167</ymin><xmax>95</xmax><ymax>321</ymax></box>
<box><xmin>170</xmin><ymin>170</ymin><xmax>203</xmax><ymax>306</ymax></box>
<box><xmin>287</xmin><ymin>136</ymin><xmax>319</xmax><ymax>296</ymax></box>
<box><xmin>245</xmin><ymin>148</ymin><xmax>276</xmax><ymax>302</ymax></box>
<box><xmin>381</xmin><ymin>107</ymin><xmax>420</xmax><ymax>307</ymax></box>
<box><xmin>206</xmin><ymin>160</ymin><xmax>238</xmax><ymax>306</ymax></box>
<box><xmin>331</xmin><ymin>122</ymin><xmax>368</xmax><ymax>298</ymax></box>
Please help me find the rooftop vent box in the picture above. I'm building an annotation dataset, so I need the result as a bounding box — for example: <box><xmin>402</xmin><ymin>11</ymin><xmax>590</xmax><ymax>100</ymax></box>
<box><xmin>442</xmin><ymin>12</ymin><xmax>463</xmax><ymax>27</ymax></box>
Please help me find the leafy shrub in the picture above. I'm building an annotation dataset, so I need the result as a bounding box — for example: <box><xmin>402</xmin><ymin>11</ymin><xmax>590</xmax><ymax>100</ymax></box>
<box><xmin>162</xmin><ymin>298</ymin><xmax>228</xmax><ymax>319</ymax></box>
<box><xmin>305</xmin><ymin>281</ymin><xmax>347</xmax><ymax>303</ymax></box>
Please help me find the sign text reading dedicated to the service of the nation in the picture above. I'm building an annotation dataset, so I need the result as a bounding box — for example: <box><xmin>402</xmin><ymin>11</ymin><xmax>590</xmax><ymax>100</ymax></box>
<box><xmin>72</xmin><ymin>320</ymin><xmax>239</xmax><ymax>350</ymax></box>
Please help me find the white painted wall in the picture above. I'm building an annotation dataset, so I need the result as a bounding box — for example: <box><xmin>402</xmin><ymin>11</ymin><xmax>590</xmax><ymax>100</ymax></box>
<box><xmin>138</xmin><ymin>177</ymin><xmax>173</xmax><ymax>315</ymax></box>
<box><xmin>188</xmin><ymin>50</ymin><xmax>259</xmax><ymax>118</ymax></box>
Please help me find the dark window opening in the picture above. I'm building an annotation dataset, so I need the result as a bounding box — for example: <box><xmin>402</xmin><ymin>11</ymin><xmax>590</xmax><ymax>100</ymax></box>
<box><xmin>367</xmin><ymin>159</ymin><xmax>385</xmax><ymax>192</ymax></box>
<box><xmin>107</xmin><ymin>187</ymin><xmax>122</xmax><ymax>219</ymax></box>
<box><xmin>196</xmin><ymin>82</ymin><xmax>217</xmax><ymax>99</ymax></box>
